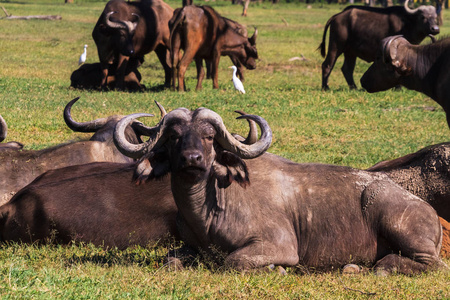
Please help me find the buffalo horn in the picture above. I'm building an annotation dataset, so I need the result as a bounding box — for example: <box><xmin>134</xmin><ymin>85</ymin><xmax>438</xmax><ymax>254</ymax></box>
<box><xmin>234</xmin><ymin>110</ymin><xmax>258</xmax><ymax>144</ymax></box>
<box><xmin>0</xmin><ymin>114</ymin><xmax>7</xmax><ymax>142</ymax></box>
<box><xmin>114</xmin><ymin>113</ymin><xmax>156</xmax><ymax>159</ymax></box>
<box><xmin>64</xmin><ymin>97</ymin><xmax>110</xmax><ymax>133</ymax></box>
<box><xmin>106</xmin><ymin>11</ymin><xmax>139</xmax><ymax>32</ymax></box>
<box><xmin>249</xmin><ymin>27</ymin><xmax>258</xmax><ymax>45</ymax></box>
<box><xmin>195</xmin><ymin>108</ymin><xmax>272</xmax><ymax>159</ymax></box>
<box><xmin>382</xmin><ymin>35</ymin><xmax>404</xmax><ymax>64</ymax></box>
<box><xmin>428</xmin><ymin>34</ymin><xmax>437</xmax><ymax>43</ymax></box>
<box><xmin>129</xmin><ymin>101</ymin><xmax>167</xmax><ymax>137</ymax></box>
<box><xmin>404</xmin><ymin>0</ymin><xmax>419</xmax><ymax>14</ymax></box>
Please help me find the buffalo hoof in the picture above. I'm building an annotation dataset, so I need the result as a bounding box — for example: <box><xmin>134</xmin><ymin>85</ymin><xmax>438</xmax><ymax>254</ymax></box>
<box><xmin>268</xmin><ymin>264</ymin><xmax>287</xmax><ymax>275</ymax></box>
<box><xmin>321</xmin><ymin>85</ymin><xmax>330</xmax><ymax>91</ymax></box>
<box><xmin>342</xmin><ymin>264</ymin><xmax>362</xmax><ymax>275</ymax></box>
<box><xmin>165</xmin><ymin>256</ymin><xmax>184</xmax><ymax>271</ymax></box>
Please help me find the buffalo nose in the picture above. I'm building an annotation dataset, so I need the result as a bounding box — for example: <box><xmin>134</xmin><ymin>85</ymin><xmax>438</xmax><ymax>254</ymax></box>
<box><xmin>431</xmin><ymin>26</ymin><xmax>440</xmax><ymax>34</ymax></box>
<box><xmin>182</xmin><ymin>151</ymin><xmax>203</xmax><ymax>165</ymax></box>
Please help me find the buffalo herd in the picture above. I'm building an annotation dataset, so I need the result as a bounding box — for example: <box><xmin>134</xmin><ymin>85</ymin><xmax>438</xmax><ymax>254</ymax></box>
<box><xmin>3</xmin><ymin>0</ymin><xmax>450</xmax><ymax>276</ymax></box>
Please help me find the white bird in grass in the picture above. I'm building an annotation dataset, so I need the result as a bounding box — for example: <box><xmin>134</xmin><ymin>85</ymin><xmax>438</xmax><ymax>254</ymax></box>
<box><xmin>78</xmin><ymin>44</ymin><xmax>88</xmax><ymax>65</ymax></box>
<box><xmin>229</xmin><ymin>66</ymin><xmax>245</xmax><ymax>94</ymax></box>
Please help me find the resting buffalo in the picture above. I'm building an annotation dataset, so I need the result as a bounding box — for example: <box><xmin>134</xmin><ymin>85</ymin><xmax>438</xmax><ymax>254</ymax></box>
<box><xmin>361</xmin><ymin>35</ymin><xmax>450</xmax><ymax>128</ymax></box>
<box><xmin>0</xmin><ymin>115</ymin><xmax>23</xmax><ymax>151</ymax></box>
<box><xmin>0</xmin><ymin>110</ymin><xmax>255</xmax><ymax>248</ymax></box>
<box><xmin>92</xmin><ymin>0</ymin><xmax>173</xmax><ymax>90</ymax></box>
<box><xmin>169</xmin><ymin>5</ymin><xmax>258</xmax><ymax>91</ymax></box>
<box><xmin>114</xmin><ymin>107</ymin><xmax>446</xmax><ymax>274</ymax></box>
<box><xmin>0</xmin><ymin>162</ymin><xmax>177</xmax><ymax>248</ymax></box>
<box><xmin>367</xmin><ymin>142</ymin><xmax>450</xmax><ymax>224</ymax></box>
<box><xmin>319</xmin><ymin>0</ymin><xmax>439</xmax><ymax>90</ymax></box>
<box><xmin>0</xmin><ymin>97</ymin><xmax>156</xmax><ymax>205</ymax></box>
<box><xmin>70</xmin><ymin>62</ymin><xmax>143</xmax><ymax>91</ymax></box>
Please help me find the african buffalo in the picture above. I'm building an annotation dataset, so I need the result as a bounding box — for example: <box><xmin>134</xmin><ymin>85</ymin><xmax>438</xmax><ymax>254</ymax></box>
<box><xmin>0</xmin><ymin>97</ymin><xmax>158</xmax><ymax>205</ymax></box>
<box><xmin>169</xmin><ymin>5</ymin><xmax>258</xmax><ymax>91</ymax></box>
<box><xmin>70</xmin><ymin>61</ymin><xmax>143</xmax><ymax>91</ymax></box>
<box><xmin>360</xmin><ymin>35</ymin><xmax>450</xmax><ymax>128</ymax></box>
<box><xmin>0</xmin><ymin>115</ymin><xmax>23</xmax><ymax>151</ymax></box>
<box><xmin>92</xmin><ymin>0</ymin><xmax>173</xmax><ymax>90</ymax></box>
<box><xmin>114</xmin><ymin>107</ymin><xmax>446</xmax><ymax>274</ymax></box>
<box><xmin>0</xmin><ymin>110</ymin><xmax>255</xmax><ymax>248</ymax></box>
<box><xmin>319</xmin><ymin>0</ymin><xmax>439</xmax><ymax>90</ymax></box>
<box><xmin>0</xmin><ymin>161</ymin><xmax>177</xmax><ymax>248</ymax></box>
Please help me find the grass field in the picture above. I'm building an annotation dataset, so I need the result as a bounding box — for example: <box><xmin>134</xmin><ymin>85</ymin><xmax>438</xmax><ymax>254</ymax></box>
<box><xmin>0</xmin><ymin>0</ymin><xmax>450</xmax><ymax>298</ymax></box>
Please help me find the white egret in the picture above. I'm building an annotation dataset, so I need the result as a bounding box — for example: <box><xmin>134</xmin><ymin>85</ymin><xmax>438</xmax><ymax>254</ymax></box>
<box><xmin>229</xmin><ymin>66</ymin><xmax>245</xmax><ymax>94</ymax></box>
<box><xmin>78</xmin><ymin>44</ymin><xmax>88</xmax><ymax>65</ymax></box>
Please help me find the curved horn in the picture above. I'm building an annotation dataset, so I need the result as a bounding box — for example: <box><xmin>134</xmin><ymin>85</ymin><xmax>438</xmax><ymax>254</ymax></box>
<box><xmin>131</xmin><ymin>13</ymin><xmax>140</xmax><ymax>31</ymax></box>
<box><xmin>234</xmin><ymin>110</ymin><xmax>258</xmax><ymax>144</ymax></box>
<box><xmin>249</xmin><ymin>27</ymin><xmax>258</xmax><ymax>45</ymax></box>
<box><xmin>428</xmin><ymin>34</ymin><xmax>437</xmax><ymax>43</ymax></box>
<box><xmin>64</xmin><ymin>97</ymin><xmax>110</xmax><ymax>133</ymax></box>
<box><xmin>196</xmin><ymin>108</ymin><xmax>272</xmax><ymax>159</ymax></box>
<box><xmin>114</xmin><ymin>113</ymin><xmax>155</xmax><ymax>159</ymax></box>
<box><xmin>404</xmin><ymin>0</ymin><xmax>419</xmax><ymax>14</ymax></box>
<box><xmin>382</xmin><ymin>35</ymin><xmax>404</xmax><ymax>64</ymax></box>
<box><xmin>105</xmin><ymin>11</ymin><xmax>127</xmax><ymax>29</ymax></box>
<box><xmin>130</xmin><ymin>101</ymin><xmax>167</xmax><ymax>137</ymax></box>
<box><xmin>0</xmin><ymin>114</ymin><xmax>7</xmax><ymax>143</ymax></box>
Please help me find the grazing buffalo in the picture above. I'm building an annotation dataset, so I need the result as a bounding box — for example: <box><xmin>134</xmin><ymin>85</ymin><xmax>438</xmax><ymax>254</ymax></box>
<box><xmin>70</xmin><ymin>61</ymin><xmax>143</xmax><ymax>91</ymax></box>
<box><xmin>0</xmin><ymin>97</ymin><xmax>157</xmax><ymax>205</ymax></box>
<box><xmin>169</xmin><ymin>5</ymin><xmax>258</xmax><ymax>91</ymax></box>
<box><xmin>0</xmin><ymin>162</ymin><xmax>177</xmax><ymax>248</ymax></box>
<box><xmin>92</xmin><ymin>0</ymin><xmax>173</xmax><ymax>90</ymax></box>
<box><xmin>0</xmin><ymin>115</ymin><xmax>23</xmax><ymax>151</ymax></box>
<box><xmin>319</xmin><ymin>0</ymin><xmax>439</xmax><ymax>90</ymax></box>
<box><xmin>114</xmin><ymin>107</ymin><xmax>446</xmax><ymax>274</ymax></box>
<box><xmin>360</xmin><ymin>35</ymin><xmax>450</xmax><ymax>128</ymax></box>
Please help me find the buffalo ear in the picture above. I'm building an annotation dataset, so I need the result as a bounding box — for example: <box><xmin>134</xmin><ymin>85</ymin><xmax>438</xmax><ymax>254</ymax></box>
<box><xmin>132</xmin><ymin>149</ymin><xmax>170</xmax><ymax>183</ymax></box>
<box><xmin>213</xmin><ymin>150</ymin><xmax>250</xmax><ymax>188</ymax></box>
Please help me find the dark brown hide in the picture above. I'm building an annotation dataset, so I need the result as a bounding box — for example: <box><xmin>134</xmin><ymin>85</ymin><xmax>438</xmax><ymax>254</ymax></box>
<box><xmin>169</xmin><ymin>5</ymin><xmax>258</xmax><ymax>91</ymax></box>
<box><xmin>115</xmin><ymin>108</ymin><xmax>446</xmax><ymax>274</ymax></box>
<box><xmin>319</xmin><ymin>1</ymin><xmax>439</xmax><ymax>90</ymax></box>
<box><xmin>0</xmin><ymin>162</ymin><xmax>177</xmax><ymax>249</ymax></box>
<box><xmin>361</xmin><ymin>36</ymin><xmax>450</xmax><ymax>128</ymax></box>
<box><xmin>70</xmin><ymin>61</ymin><xmax>143</xmax><ymax>91</ymax></box>
<box><xmin>92</xmin><ymin>0</ymin><xmax>173</xmax><ymax>90</ymax></box>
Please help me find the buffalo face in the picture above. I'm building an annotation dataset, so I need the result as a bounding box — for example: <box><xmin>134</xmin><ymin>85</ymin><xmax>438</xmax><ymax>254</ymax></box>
<box><xmin>105</xmin><ymin>11</ymin><xmax>140</xmax><ymax>56</ymax></box>
<box><xmin>240</xmin><ymin>28</ymin><xmax>259</xmax><ymax>70</ymax></box>
<box><xmin>361</xmin><ymin>36</ymin><xmax>409</xmax><ymax>92</ymax></box>
<box><xmin>405</xmin><ymin>0</ymin><xmax>440</xmax><ymax>39</ymax></box>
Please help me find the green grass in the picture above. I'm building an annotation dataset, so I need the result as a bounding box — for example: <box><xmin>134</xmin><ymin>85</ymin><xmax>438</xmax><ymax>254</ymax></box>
<box><xmin>1</xmin><ymin>0</ymin><xmax>450</xmax><ymax>298</ymax></box>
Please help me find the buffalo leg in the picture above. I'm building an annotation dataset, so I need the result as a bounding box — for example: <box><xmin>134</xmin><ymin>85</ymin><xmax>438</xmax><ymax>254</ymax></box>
<box><xmin>100</xmin><ymin>62</ymin><xmax>109</xmax><ymax>90</ymax></box>
<box><xmin>155</xmin><ymin>45</ymin><xmax>172</xmax><ymax>88</ymax></box>
<box><xmin>211</xmin><ymin>50</ymin><xmax>221</xmax><ymax>89</ymax></box>
<box><xmin>321</xmin><ymin>46</ymin><xmax>342</xmax><ymax>91</ymax></box>
<box><xmin>341</xmin><ymin>53</ymin><xmax>357</xmax><ymax>89</ymax></box>
<box><xmin>363</xmin><ymin>180</ymin><xmax>447</xmax><ymax>275</ymax></box>
<box><xmin>115</xmin><ymin>55</ymin><xmax>129</xmax><ymax>91</ymax></box>
<box><xmin>171</xmin><ymin>35</ymin><xmax>181</xmax><ymax>91</ymax></box>
<box><xmin>195</xmin><ymin>57</ymin><xmax>205</xmax><ymax>91</ymax></box>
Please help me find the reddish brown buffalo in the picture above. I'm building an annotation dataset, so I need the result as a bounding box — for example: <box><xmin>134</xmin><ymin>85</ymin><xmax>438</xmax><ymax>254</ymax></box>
<box><xmin>319</xmin><ymin>0</ymin><xmax>439</xmax><ymax>90</ymax></box>
<box><xmin>169</xmin><ymin>5</ymin><xmax>258</xmax><ymax>91</ymax></box>
<box><xmin>92</xmin><ymin>0</ymin><xmax>173</xmax><ymax>90</ymax></box>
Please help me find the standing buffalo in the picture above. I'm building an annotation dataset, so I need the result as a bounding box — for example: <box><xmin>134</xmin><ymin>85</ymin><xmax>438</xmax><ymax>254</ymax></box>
<box><xmin>0</xmin><ymin>115</ymin><xmax>23</xmax><ymax>151</ymax></box>
<box><xmin>70</xmin><ymin>61</ymin><xmax>143</xmax><ymax>91</ymax></box>
<box><xmin>114</xmin><ymin>107</ymin><xmax>446</xmax><ymax>274</ymax></box>
<box><xmin>360</xmin><ymin>35</ymin><xmax>450</xmax><ymax>128</ymax></box>
<box><xmin>0</xmin><ymin>97</ymin><xmax>157</xmax><ymax>205</ymax></box>
<box><xmin>92</xmin><ymin>0</ymin><xmax>173</xmax><ymax>90</ymax></box>
<box><xmin>169</xmin><ymin>5</ymin><xmax>258</xmax><ymax>91</ymax></box>
<box><xmin>319</xmin><ymin>0</ymin><xmax>439</xmax><ymax>90</ymax></box>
